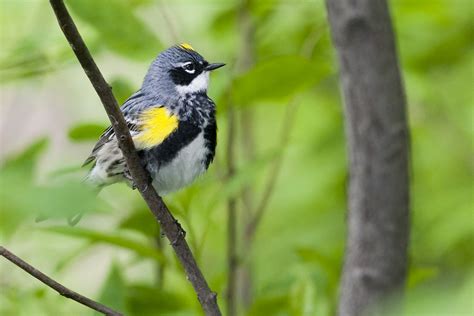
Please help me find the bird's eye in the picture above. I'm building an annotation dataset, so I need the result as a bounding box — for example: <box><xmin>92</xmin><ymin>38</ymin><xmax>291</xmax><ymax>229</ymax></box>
<box><xmin>183</xmin><ymin>63</ymin><xmax>195</xmax><ymax>74</ymax></box>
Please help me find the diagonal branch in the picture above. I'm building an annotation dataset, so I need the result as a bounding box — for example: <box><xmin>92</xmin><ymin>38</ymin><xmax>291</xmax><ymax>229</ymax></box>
<box><xmin>0</xmin><ymin>246</ymin><xmax>122</xmax><ymax>316</ymax></box>
<box><xmin>244</xmin><ymin>97</ymin><xmax>299</xmax><ymax>241</ymax></box>
<box><xmin>48</xmin><ymin>1</ymin><xmax>221</xmax><ymax>315</ymax></box>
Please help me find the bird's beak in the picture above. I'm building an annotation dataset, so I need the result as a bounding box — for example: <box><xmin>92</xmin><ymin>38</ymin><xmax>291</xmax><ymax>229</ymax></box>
<box><xmin>205</xmin><ymin>63</ymin><xmax>226</xmax><ymax>71</ymax></box>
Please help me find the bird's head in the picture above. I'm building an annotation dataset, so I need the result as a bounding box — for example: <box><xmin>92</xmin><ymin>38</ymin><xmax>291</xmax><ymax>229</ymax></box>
<box><xmin>142</xmin><ymin>43</ymin><xmax>225</xmax><ymax>97</ymax></box>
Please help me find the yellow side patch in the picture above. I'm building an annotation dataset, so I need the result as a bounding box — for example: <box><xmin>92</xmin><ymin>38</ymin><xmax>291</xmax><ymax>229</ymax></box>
<box><xmin>180</xmin><ymin>43</ymin><xmax>195</xmax><ymax>51</ymax></box>
<box><xmin>134</xmin><ymin>107</ymin><xmax>178</xmax><ymax>149</ymax></box>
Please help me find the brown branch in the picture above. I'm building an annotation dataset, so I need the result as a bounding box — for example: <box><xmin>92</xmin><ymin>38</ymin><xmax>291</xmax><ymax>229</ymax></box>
<box><xmin>0</xmin><ymin>246</ymin><xmax>122</xmax><ymax>316</ymax></box>
<box><xmin>233</xmin><ymin>0</ymin><xmax>257</xmax><ymax>310</ymax></box>
<box><xmin>235</xmin><ymin>0</ymin><xmax>256</xmax><ymax>218</ymax></box>
<box><xmin>48</xmin><ymin>1</ymin><xmax>221</xmax><ymax>315</ymax></box>
<box><xmin>223</xmin><ymin>1</ymin><xmax>257</xmax><ymax>313</ymax></box>
<box><xmin>225</xmin><ymin>104</ymin><xmax>238</xmax><ymax>316</ymax></box>
<box><xmin>325</xmin><ymin>1</ymin><xmax>410</xmax><ymax>315</ymax></box>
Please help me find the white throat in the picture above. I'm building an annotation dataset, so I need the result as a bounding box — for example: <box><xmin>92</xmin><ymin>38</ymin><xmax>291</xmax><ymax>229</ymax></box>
<box><xmin>176</xmin><ymin>71</ymin><xmax>209</xmax><ymax>95</ymax></box>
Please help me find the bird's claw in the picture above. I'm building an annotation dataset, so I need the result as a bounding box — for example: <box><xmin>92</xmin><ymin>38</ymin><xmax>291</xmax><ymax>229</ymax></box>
<box><xmin>170</xmin><ymin>219</ymin><xmax>186</xmax><ymax>246</ymax></box>
<box><xmin>123</xmin><ymin>170</ymin><xmax>137</xmax><ymax>189</ymax></box>
<box><xmin>139</xmin><ymin>183</ymin><xmax>148</xmax><ymax>193</ymax></box>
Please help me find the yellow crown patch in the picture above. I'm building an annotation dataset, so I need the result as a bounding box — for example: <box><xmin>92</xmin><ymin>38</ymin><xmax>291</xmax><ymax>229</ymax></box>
<box><xmin>179</xmin><ymin>43</ymin><xmax>195</xmax><ymax>51</ymax></box>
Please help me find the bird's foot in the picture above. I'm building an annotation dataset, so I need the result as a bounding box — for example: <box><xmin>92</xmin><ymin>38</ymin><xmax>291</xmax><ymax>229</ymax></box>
<box><xmin>123</xmin><ymin>170</ymin><xmax>137</xmax><ymax>189</ymax></box>
<box><xmin>170</xmin><ymin>219</ymin><xmax>186</xmax><ymax>246</ymax></box>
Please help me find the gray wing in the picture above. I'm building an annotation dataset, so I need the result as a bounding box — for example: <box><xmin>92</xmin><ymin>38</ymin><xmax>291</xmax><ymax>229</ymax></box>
<box><xmin>82</xmin><ymin>126</ymin><xmax>114</xmax><ymax>166</ymax></box>
<box><xmin>82</xmin><ymin>90</ymin><xmax>143</xmax><ymax>167</ymax></box>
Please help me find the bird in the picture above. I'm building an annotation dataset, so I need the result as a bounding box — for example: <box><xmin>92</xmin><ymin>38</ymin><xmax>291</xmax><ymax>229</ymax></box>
<box><xmin>83</xmin><ymin>43</ymin><xmax>225</xmax><ymax>195</ymax></box>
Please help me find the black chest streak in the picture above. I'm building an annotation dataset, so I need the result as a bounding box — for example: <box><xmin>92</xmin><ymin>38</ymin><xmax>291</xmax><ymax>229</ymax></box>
<box><xmin>139</xmin><ymin>95</ymin><xmax>217</xmax><ymax>173</ymax></box>
<box><xmin>203</xmin><ymin>119</ymin><xmax>217</xmax><ymax>168</ymax></box>
<box><xmin>139</xmin><ymin>121</ymin><xmax>201</xmax><ymax>168</ymax></box>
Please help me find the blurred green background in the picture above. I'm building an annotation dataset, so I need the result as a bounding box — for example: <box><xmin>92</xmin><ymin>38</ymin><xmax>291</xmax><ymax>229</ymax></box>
<box><xmin>0</xmin><ymin>0</ymin><xmax>472</xmax><ymax>315</ymax></box>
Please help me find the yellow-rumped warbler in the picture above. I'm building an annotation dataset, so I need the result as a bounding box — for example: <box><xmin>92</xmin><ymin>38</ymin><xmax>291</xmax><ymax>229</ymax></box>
<box><xmin>83</xmin><ymin>43</ymin><xmax>224</xmax><ymax>194</ymax></box>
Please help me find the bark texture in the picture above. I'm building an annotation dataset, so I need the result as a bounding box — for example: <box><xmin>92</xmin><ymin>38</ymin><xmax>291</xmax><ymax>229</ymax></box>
<box><xmin>325</xmin><ymin>1</ymin><xmax>410</xmax><ymax>315</ymax></box>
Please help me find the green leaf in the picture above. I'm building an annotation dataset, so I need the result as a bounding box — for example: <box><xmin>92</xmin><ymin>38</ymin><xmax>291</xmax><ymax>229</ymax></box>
<box><xmin>67</xmin><ymin>0</ymin><xmax>162</xmax><ymax>60</ymax></box>
<box><xmin>48</xmin><ymin>165</ymin><xmax>85</xmax><ymax>178</ymax></box>
<box><xmin>68</xmin><ymin>123</ymin><xmax>108</xmax><ymax>142</ymax></box>
<box><xmin>95</xmin><ymin>263</ymin><xmax>128</xmax><ymax>315</ymax></box>
<box><xmin>0</xmin><ymin>138</ymin><xmax>48</xmax><ymax>238</ymax></box>
<box><xmin>126</xmin><ymin>284</ymin><xmax>190</xmax><ymax>315</ymax></box>
<box><xmin>1</xmin><ymin>138</ymin><xmax>48</xmax><ymax>176</ymax></box>
<box><xmin>119</xmin><ymin>207</ymin><xmax>157</xmax><ymax>237</ymax></box>
<box><xmin>296</xmin><ymin>247</ymin><xmax>340</xmax><ymax>283</ymax></box>
<box><xmin>289</xmin><ymin>279</ymin><xmax>317</xmax><ymax>316</ymax></box>
<box><xmin>210</xmin><ymin>6</ymin><xmax>237</xmax><ymax>37</ymax></box>
<box><xmin>0</xmin><ymin>141</ymin><xmax>102</xmax><ymax>237</ymax></box>
<box><xmin>232</xmin><ymin>55</ymin><xmax>330</xmax><ymax>105</ymax></box>
<box><xmin>43</xmin><ymin>226</ymin><xmax>164</xmax><ymax>263</ymax></box>
<box><xmin>0</xmin><ymin>182</ymin><xmax>100</xmax><ymax>238</ymax></box>
<box><xmin>407</xmin><ymin>266</ymin><xmax>439</xmax><ymax>288</ymax></box>
<box><xmin>122</xmin><ymin>0</ymin><xmax>154</xmax><ymax>7</ymax></box>
<box><xmin>54</xmin><ymin>243</ymin><xmax>94</xmax><ymax>272</ymax></box>
<box><xmin>248</xmin><ymin>294</ymin><xmax>289</xmax><ymax>316</ymax></box>
<box><xmin>211</xmin><ymin>147</ymin><xmax>284</xmax><ymax>204</ymax></box>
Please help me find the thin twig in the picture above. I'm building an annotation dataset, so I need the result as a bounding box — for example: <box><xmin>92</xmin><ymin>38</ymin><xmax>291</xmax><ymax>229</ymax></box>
<box><xmin>241</xmin><ymin>29</ymin><xmax>325</xmax><ymax>307</ymax></box>
<box><xmin>245</xmin><ymin>97</ymin><xmax>299</xmax><ymax>240</ymax></box>
<box><xmin>245</xmin><ymin>25</ymin><xmax>326</xmax><ymax>242</ymax></box>
<box><xmin>154</xmin><ymin>224</ymin><xmax>165</xmax><ymax>289</ymax></box>
<box><xmin>225</xmin><ymin>102</ymin><xmax>238</xmax><ymax>316</ymax></box>
<box><xmin>0</xmin><ymin>246</ymin><xmax>122</xmax><ymax>316</ymax></box>
<box><xmin>237</xmin><ymin>0</ymin><xmax>257</xmax><ymax>219</ymax></box>
<box><xmin>157</xmin><ymin>1</ymin><xmax>180</xmax><ymax>44</ymax></box>
<box><xmin>224</xmin><ymin>1</ymin><xmax>256</xmax><ymax>313</ymax></box>
<box><xmin>235</xmin><ymin>0</ymin><xmax>257</xmax><ymax>309</ymax></box>
<box><xmin>48</xmin><ymin>1</ymin><xmax>221</xmax><ymax>315</ymax></box>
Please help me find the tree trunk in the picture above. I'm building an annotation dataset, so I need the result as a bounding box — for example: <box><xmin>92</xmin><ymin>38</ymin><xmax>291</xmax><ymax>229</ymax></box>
<box><xmin>325</xmin><ymin>1</ymin><xmax>410</xmax><ymax>315</ymax></box>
